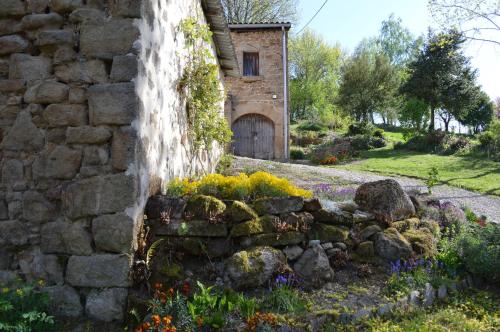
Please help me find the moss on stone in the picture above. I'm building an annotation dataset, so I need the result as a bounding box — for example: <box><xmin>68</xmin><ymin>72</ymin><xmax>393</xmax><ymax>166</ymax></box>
<box><xmin>356</xmin><ymin>241</ymin><xmax>375</xmax><ymax>257</ymax></box>
<box><xmin>420</xmin><ymin>219</ymin><xmax>441</xmax><ymax>238</ymax></box>
<box><xmin>184</xmin><ymin>195</ymin><xmax>226</xmax><ymax>220</ymax></box>
<box><xmin>226</xmin><ymin>201</ymin><xmax>258</xmax><ymax>223</ymax></box>
<box><xmin>392</xmin><ymin>217</ymin><xmax>420</xmax><ymax>233</ymax></box>
<box><xmin>159</xmin><ymin>262</ymin><xmax>184</xmax><ymax>280</ymax></box>
<box><xmin>314</xmin><ymin>309</ymin><xmax>340</xmax><ymax>319</ymax></box>
<box><xmin>241</xmin><ymin>231</ymin><xmax>305</xmax><ymax>247</ymax></box>
<box><xmin>403</xmin><ymin>228</ymin><xmax>437</xmax><ymax>257</ymax></box>
<box><xmin>308</xmin><ymin>223</ymin><xmax>349</xmax><ymax>243</ymax></box>
<box><xmin>230</xmin><ymin>218</ymin><xmax>264</xmax><ymax>237</ymax></box>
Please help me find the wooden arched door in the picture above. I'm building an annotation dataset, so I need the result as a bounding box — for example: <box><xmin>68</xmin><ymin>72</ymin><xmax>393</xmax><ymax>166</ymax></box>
<box><xmin>232</xmin><ymin>114</ymin><xmax>275</xmax><ymax>159</ymax></box>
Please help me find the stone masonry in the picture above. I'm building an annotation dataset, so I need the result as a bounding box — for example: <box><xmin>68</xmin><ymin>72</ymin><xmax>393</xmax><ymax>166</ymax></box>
<box><xmin>0</xmin><ymin>0</ymin><xmax>234</xmax><ymax>324</ymax></box>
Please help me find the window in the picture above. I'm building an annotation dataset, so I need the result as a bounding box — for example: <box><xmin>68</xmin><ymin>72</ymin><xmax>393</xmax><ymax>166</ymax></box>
<box><xmin>243</xmin><ymin>52</ymin><xmax>259</xmax><ymax>76</ymax></box>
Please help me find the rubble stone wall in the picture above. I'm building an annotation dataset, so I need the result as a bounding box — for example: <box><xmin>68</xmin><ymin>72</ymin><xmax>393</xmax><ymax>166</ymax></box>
<box><xmin>0</xmin><ymin>0</ymin><xmax>224</xmax><ymax>324</ymax></box>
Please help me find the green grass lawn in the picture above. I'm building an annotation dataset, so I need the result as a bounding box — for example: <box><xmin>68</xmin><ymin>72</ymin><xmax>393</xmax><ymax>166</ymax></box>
<box><xmin>336</xmin><ymin>148</ymin><xmax>500</xmax><ymax>196</ymax></box>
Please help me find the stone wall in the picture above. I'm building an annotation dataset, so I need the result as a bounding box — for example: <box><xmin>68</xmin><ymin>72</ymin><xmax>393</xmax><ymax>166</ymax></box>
<box><xmin>225</xmin><ymin>28</ymin><xmax>289</xmax><ymax>160</ymax></box>
<box><xmin>0</xmin><ymin>0</ymin><xmax>225</xmax><ymax>324</ymax></box>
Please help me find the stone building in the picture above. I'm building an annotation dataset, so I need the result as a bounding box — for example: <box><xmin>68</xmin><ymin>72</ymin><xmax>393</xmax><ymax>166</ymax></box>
<box><xmin>0</xmin><ymin>0</ymin><xmax>237</xmax><ymax>325</ymax></box>
<box><xmin>225</xmin><ymin>22</ymin><xmax>291</xmax><ymax>161</ymax></box>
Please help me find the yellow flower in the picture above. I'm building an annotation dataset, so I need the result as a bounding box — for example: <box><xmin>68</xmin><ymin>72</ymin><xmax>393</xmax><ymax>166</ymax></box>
<box><xmin>1</xmin><ymin>287</ymin><xmax>9</xmax><ymax>294</ymax></box>
<box><xmin>38</xmin><ymin>279</ymin><xmax>45</xmax><ymax>287</ymax></box>
<box><xmin>16</xmin><ymin>288</ymin><xmax>24</xmax><ymax>297</ymax></box>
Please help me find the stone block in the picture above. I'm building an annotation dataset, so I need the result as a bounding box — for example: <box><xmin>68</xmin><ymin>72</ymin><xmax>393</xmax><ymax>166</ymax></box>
<box><xmin>0</xmin><ymin>35</ymin><xmax>30</xmax><ymax>55</ymax></box>
<box><xmin>111</xmin><ymin>126</ymin><xmax>137</xmax><ymax>170</ymax></box>
<box><xmin>24</xmin><ymin>81</ymin><xmax>69</xmax><ymax>104</ymax></box>
<box><xmin>88</xmin><ymin>83</ymin><xmax>138</xmax><ymax>125</ymax></box>
<box><xmin>42</xmin><ymin>285</ymin><xmax>83</xmax><ymax>317</ymax></box>
<box><xmin>80</xmin><ymin>19</ymin><xmax>139</xmax><ymax>59</ymax></box>
<box><xmin>66</xmin><ymin>126</ymin><xmax>111</xmax><ymax>144</ymax></box>
<box><xmin>92</xmin><ymin>213</ymin><xmax>135</xmax><ymax>253</ymax></box>
<box><xmin>110</xmin><ymin>54</ymin><xmax>138</xmax><ymax>82</ymax></box>
<box><xmin>33</xmin><ymin>145</ymin><xmax>82</xmax><ymax>180</ymax></box>
<box><xmin>0</xmin><ymin>19</ymin><xmax>22</xmax><ymax>36</ymax></box>
<box><xmin>55</xmin><ymin>59</ymin><xmax>108</xmax><ymax>83</ymax></box>
<box><xmin>8</xmin><ymin>200</ymin><xmax>22</xmax><ymax>219</ymax></box>
<box><xmin>22</xmin><ymin>191</ymin><xmax>56</xmax><ymax>222</ymax></box>
<box><xmin>36</xmin><ymin>29</ymin><xmax>74</xmax><ymax>50</ymax></box>
<box><xmin>27</xmin><ymin>0</ymin><xmax>50</xmax><ymax>14</ymax></box>
<box><xmin>0</xmin><ymin>105</ymin><xmax>21</xmax><ymax>127</ymax></box>
<box><xmin>82</xmin><ymin>146</ymin><xmax>109</xmax><ymax>165</ymax></box>
<box><xmin>50</xmin><ymin>0</ymin><xmax>83</xmax><ymax>13</ymax></box>
<box><xmin>1</xmin><ymin>159</ymin><xmax>24</xmax><ymax>186</ymax></box>
<box><xmin>109</xmin><ymin>0</ymin><xmax>141</xmax><ymax>18</ymax></box>
<box><xmin>41</xmin><ymin>220</ymin><xmax>93</xmax><ymax>255</ymax></box>
<box><xmin>68</xmin><ymin>8</ymin><xmax>106</xmax><ymax>24</ymax></box>
<box><xmin>85</xmin><ymin>288</ymin><xmax>127</xmax><ymax>322</ymax></box>
<box><xmin>0</xmin><ymin>111</ymin><xmax>44</xmax><ymax>151</ymax></box>
<box><xmin>53</xmin><ymin>45</ymin><xmax>76</xmax><ymax>64</ymax></box>
<box><xmin>0</xmin><ymin>220</ymin><xmax>28</xmax><ymax>247</ymax></box>
<box><xmin>68</xmin><ymin>86</ymin><xmax>86</xmax><ymax>103</ymax></box>
<box><xmin>42</xmin><ymin>104</ymin><xmax>87</xmax><ymax>127</ymax></box>
<box><xmin>253</xmin><ymin>196</ymin><xmax>304</xmax><ymax>215</ymax></box>
<box><xmin>0</xmin><ymin>0</ymin><xmax>26</xmax><ymax>18</ymax></box>
<box><xmin>62</xmin><ymin>173</ymin><xmax>137</xmax><ymax>219</ymax></box>
<box><xmin>156</xmin><ymin>219</ymin><xmax>228</xmax><ymax>237</ymax></box>
<box><xmin>18</xmin><ymin>248</ymin><xmax>64</xmax><ymax>285</ymax></box>
<box><xmin>66</xmin><ymin>254</ymin><xmax>131</xmax><ymax>287</ymax></box>
<box><xmin>0</xmin><ymin>79</ymin><xmax>25</xmax><ymax>92</ymax></box>
<box><xmin>9</xmin><ymin>54</ymin><xmax>52</xmax><ymax>84</ymax></box>
<box><xmin>21</xmin><ymin>13</ymin><xmax>63</xmax><ymax>30</ymax></box>
<box><xmin>0</xmin><ymin>200</ymin><xmax>8</xmax><ymax>220</ymax></box>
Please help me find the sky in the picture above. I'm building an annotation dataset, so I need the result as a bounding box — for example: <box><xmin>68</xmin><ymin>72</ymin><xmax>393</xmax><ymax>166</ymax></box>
<box><xmin>293</xmin><ymin>0</ymin><xmax>499</xmax><ymax>100</ymax></box>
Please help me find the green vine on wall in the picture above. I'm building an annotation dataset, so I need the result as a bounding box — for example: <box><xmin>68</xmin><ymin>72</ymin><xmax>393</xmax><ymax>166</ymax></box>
<box><xmin>179</xmin><ymin>18</ymin><xmax>232</xmax><ymax>157</ymax></box>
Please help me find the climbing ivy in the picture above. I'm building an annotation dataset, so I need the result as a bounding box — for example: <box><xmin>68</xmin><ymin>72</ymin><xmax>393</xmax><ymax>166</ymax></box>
<box><xmin>179</xmin><ymin>18</ymin><xmax>232</xmax><ymax>157</ymax></box>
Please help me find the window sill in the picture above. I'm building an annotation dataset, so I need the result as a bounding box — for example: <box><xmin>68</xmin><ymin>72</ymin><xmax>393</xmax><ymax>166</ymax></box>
<box><xmin>242</xmin><ymin>76</ymin><xmax>263</xmax><ymax>82</ymax></box>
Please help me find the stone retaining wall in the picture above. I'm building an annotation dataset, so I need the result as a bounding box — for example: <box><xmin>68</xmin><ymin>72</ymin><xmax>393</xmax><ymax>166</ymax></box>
<box><xmin>0</xmin><ymin>0</ymin><xmax>226</xmax><ymax>325</ymax></box>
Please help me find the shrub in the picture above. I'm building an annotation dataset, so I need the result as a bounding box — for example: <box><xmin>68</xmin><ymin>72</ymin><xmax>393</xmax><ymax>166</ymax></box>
<box><xmin>291</xmin><ymin>131</ymin><xmax>323</xmax><ymax>147</ymax></box>
<box><xmin>215</xmin><ymin>154</ymin><xmax>234</xmax><ymax>175</ymax></box>
<box><xmin>0</xmin><ymin>281</ymin><xmax>56</xmax><ymax>332</ymax></box>
<box><xmin>290</xmin><ymin>148</ymin><xmax>306</xmax><ymax>160</ymax></box>
<box><xmin>373</xmin><ymin>128</ymin><xmax>385</xmax><ymax>138</ymax></box>
<box><xmin>347</xmin><ymin>122</ymin><xmax>375</xmax><ymax>136</ymax></box>
<box><xmin>297</xmin><ymin>121</ymin><xmax>328</xmax><ymax>132</ymax></box>
<box><xmin>319</xmin><ymin>156</ymin><xmax>338</xmax><ymax>165</ymax></box>
<box><xmin>399</xmin><ymin>131</ymin><xmax>472</xmax><ymax>155</ymax></box>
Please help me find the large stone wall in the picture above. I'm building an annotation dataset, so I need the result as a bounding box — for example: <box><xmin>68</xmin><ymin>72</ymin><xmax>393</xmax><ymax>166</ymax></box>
<box><xmin>0</xmin><ymin>0</ymin><xmax>225</xmax><ymax>325</ymax></box>
<box><xmin>225</xmin><ymin>28</ymin><xmax>289</xmax><ymax>160</ymax></box>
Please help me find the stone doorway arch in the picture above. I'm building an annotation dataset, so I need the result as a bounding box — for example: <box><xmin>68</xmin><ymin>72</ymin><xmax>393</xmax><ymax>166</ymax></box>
<box><xmin>232</xmin><ymin>114</ymin><xmax>275</xmax><ymax>159</ymax></box>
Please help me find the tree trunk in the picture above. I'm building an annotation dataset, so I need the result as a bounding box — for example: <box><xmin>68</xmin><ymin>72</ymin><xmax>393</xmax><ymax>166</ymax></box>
<box><xmin>444</xmin><ymin>119</ymin><xmax>450</xmax><ymax>132</ymax></box>
<box><xmin>429</xmin><ymin>107</ymin><xmax>435</xmax><ymax>131</ymax></box>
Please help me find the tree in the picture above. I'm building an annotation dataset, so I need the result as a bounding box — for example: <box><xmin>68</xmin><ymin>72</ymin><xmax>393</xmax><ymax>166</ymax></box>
<box><xmin>338</xmin><ymin>49</ymin><xmax>400</xmax><ymax>123</ymax></box>
<box><xmin>429</xmin><ymin>0</ymin><xmax>500</xmax><ymax>45</ymax></box>
<box><xmin>221</xmin><ymin>0</ymin><xmax>298</xmax><ymax>24</ymax></box>
<box><xmin>458</xmin><ymin>91</ymin><xmax>494</xmax><ymax>133</ymax></box>
<box><xmin>289</xmin><ymin>29</ymin><xmax>343</xmax><ymax>126</ymax></box>
<box><xmin>401</xmin><ymin>30</ymin><xmax>475</xmax><ymax>131</ymax></box>
<box><xmin>399</xmin><ymin>98</ymin><xmax>429</xmax><ymax>131</ymax></box>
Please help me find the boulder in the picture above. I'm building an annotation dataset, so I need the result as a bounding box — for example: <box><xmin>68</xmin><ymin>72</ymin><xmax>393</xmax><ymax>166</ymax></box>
<box><xmin>41</xmin><ymin>220</ymin><xmax>93</xmax><ymax>255</ymax></box>
<box><xmin>0</xmin><ymin>0</ymin><xmax>26</xmax><ymax>17</ymax></box>
<box><xmin>184</xmin><ymin>195</ymin><xmax>226</xmax><ymax>220</ymax></box>
<box><xmin>50</xmin><ymin>0</ymin><xmax>83</xmax><ymax>13</ymax></box>
<box><xmin>1</xmin><ymin>159</ymin><xmax>24</xmax><ymax>187</ymax></box>
<box><xmin>373</xmin><ymin>228</ymin><xmax>412</xmax><ymax>261</ymax></box>
<box><xmin>42</xmin><ymin>285</ymin><xmax>83</xmax><ymax>317</ymax></box>
<box><xmin>92</xmin><ymin>213</ymin><xmax>135</xmax><ymax>253</ymax></box>
<box><xmin>402</xmin><ymin>228</ymin><xmax>437</xmax><ymax>257</ymax></box>
<box><xmin>303</xmin><ymin>198</ymin><xmax>322</xmax><ymax>212</ymax></box>
<box><xmin>440</xmin><ymin>201</ymin><xmax>467</xmax><ymax>228</ymax></box>
<box><xmin>359</xmin><ymin>224</ymin><xmax>382</xmax><ymax>241</ymax></box>
<box><xmin>253</xmin><ymin>196</ymin><xmax>303</xmax><ymax>215</ymax></box>
<box><xmin>66</xmin><ymin>254</ymin><xmax>131</xmax><ymax>287</ymax></box>
<box><xmin>226</xmin><ymin>246</ymin><xmax>285</xmax><ymax>289</ymax></box>
<box><xmin>85</xmin><ymin>288</ymin><xmax>127</xmax><ymax>322</ymax></box>
<box><xmin>230</xmin><ymin>216</ymin><xmax>275</xmax><ymax>237</ymax></box>
<box><xmin>308</xmin><ymin>224</ymin><xmax>349</xmax><ymax>243</ymax></box>
<box><xmin>225</xmin><ymin>200</ymin><xmax>258</xmax><ymax>223</ymax></box>
<box><xmin>283</xmin><ymin>245</ymin><xmax>304</xmax><ymax>260</ymax></box>
<box><xmin>145</xmin><ymin>196</ymin><xmax>186</xmax><ymax>220</ymax></box>
<box><xmin>354</xmin><ymin>179</ymin><xmax>415</xmax><ymax>222</ymax></box>
<box><xmin>293</xmin><ymin>244</ymin><xmax>333</xmax><ymax>287</ymax></box>
<box><xmin>356</xmin><ymin>241</ymin><xmax>375</xmax><ymax>258</ymax></box>
<box><xmin>21</xmin><ymin>13</ymin><xmax>63</xmax><ymax>30</ymax></box>
<box><xmin>312</xmin><ymin>209</ymin><xmax>353</xmax><ymax>227</ymax></box>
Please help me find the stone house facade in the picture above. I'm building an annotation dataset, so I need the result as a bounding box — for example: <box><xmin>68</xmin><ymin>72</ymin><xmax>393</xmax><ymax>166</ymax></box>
<box><xmin>225</xmin><ymin>23</ymin><xmax>291</xmax><ymax>161</ymax></box>
<box><xmin>0</xmin><ymin>0</ymin><xmax>237</xmax><ymax>325</ymax></box>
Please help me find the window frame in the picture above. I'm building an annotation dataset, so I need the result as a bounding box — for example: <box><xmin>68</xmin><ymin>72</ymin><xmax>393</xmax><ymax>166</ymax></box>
<box><xmin>243</xmin><ymin>52</ymin><xmax>259</xmax><ymax>76</ymax></box>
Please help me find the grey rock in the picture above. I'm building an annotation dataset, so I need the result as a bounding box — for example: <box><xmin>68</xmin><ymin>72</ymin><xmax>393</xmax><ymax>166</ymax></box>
<box><xmin>21</xmin><ymin>13</ymin><xmax>63</xmax><ymax>30</ymax></box>
<box><xmin>308</xmin><ymin>239</ymin><xmax>321</xmax><ymax>247</ymax></box>
<box><xmin>62</xmin><ymin>173</ymin><xmax>137</xmax><ymax>219</ymax></box>
<box><xmin>0</xmin><ymin>35</ymin><xmax>30</xmax><ymax>55</ymax></box>
<box><xmin>8</xmin><ymin>200</ymin><xmax>22</xmax><ymax>219</ymax></box>
<box><xmin>437</xmin><ymin>284</ymin><xmax>447</xmax><ymax>299</ymax></box>
<box><xmin>22</xmin><ymin>191</ymin><xmax>56</xmax><ymax>222</ymax></box>
<box><xmin>337</xmin><ymin>200</ymin><xmax>359</xmax><ymax>213</ymax></box>
<box><xmin>68</xmin><ymin>86</ymin><xmax>86</xmax><ymax>103</ymax></box>
<box><xmin>8</xmin><ymin>54</ymin><xmax>52</xmax><ymax>84</ymax></box>
<box><xmin>294</xmin><ymin>245</ymin><xmax>333</xmax><ymax>287</ymax></box>
<box><xmin>36</xmin><ymin>29</ymin><xmax>74</xmax><ymax>48</ymax></box>
<box><xmin>1</xmin><ymin>111</ymin><xmax>44</xmax><ymax>151</ymax></box>
<box><xmin>377</xmin><ymin>303</ymin><xmax>394</xmax><ymax>316</ymax></box>
<box><xmin>33</xmin><ymin>145</ymin><xmax>82</xmax><ymax>180</ymax></box>
<box><xmin>111</xmin><ymin>126</ymin><xmax>137</xmax><ymax>170</ymax></box>
<box><xmin>303</xmin><ymin>197</ymin><xmax>322</xmax><ymax>212</ymax></box>
<box><xmin>448</xmin><ymin>282</ymin><xmax>458</xmax><ymax>293</ymax></box>
<box><xmin>66</xmin><ymin>254</ymin><xmax>131</xmax><ymax>287</ymax></box>
<box><xmin>110</xmin><ymin>54</ymin><xmax>138</xmax><ymax>82</ymax></box>
<box><xmin>18</xmin><ymin>248</ymin><xmax>64</xmax><ymax>285</ymax></box>
<box><xmin>0</xmin><ymin>200</ymin><xmax>8</xmax><ymax>220</ymax></box>
<box><xmin>0</xmin><ymin>220</ymin><xmax>28</xmax><ymax>247</ymax></box>
<box><xmin>41</xmin><ymin>220</ymin><xmax>93</xmax><ymax>255</ymax></box>
<box><xmin>326</xmin><ymin>248</ymin><xmax>341</xmax><ymax>257</ymax></box>
<box><xmin>66</xmin><ymin>126</ymin><xmax>111</xmax><ymax>144</ymax></box>
<box><xmin>109</xmin><ymin>0</ymin><xmax>141</xmax><ymax>18</ymax></box>
<box><xmin>253</xmin><ymin>196</ymin><xmax>304</xmax><ymax>215</ymax></box>
<box><xmin>0</xmin><ymin>250</ymin><xmax>12</xmax><ymax>269</ymax></box>
<box><xmin>352</xmin><ymin>308</ymin><xmax>372</xmax><ymax>321</ymax></box>
<box><xmin>43</xmin><ymin>104</ymin><xmax>87</xmax><ymax>127</ymax></box>
<box><xmin>80</xmin><ymin>19</ymin><xmax>139</xmax><ymax>59</ymax></box>
<box><xmin>51</xmin><ymin>0</ymin><xmax>83</xmax><ymax>13</ymax></box>
<box><xmin>373</xmin><ymin>228</ymin><xmax>412</xmax><ymax>261</ymax></box>
<box><xmin>332</xmin><ymin>242</ymin><xmax>347</xmax><ymax>250</ymax></box>
<box><xmin>53</xmin><ymin>45</ymin><xmax>76</xmax><ymax>64</ymax></box>
<box><xmin>0</xmin><ymin>19</ymin><xmax>21</xmax><ymax>36</ymax></box>
<box><xmin>226</xmin><ymin>247</ymin><xmax>285</xmax><ymax>289</ymax></box>
<box><xmin>55</xmin><ymin>60</ymin><xmax>108</xmax><ymax>83</ymax></box>
<box><xmin>156</xmin><ymin>219</ymin><xmax>228</xmax><ymax>237</ymax></box>
<box><xmin>0</xmin><ymin>0</ymin><xmax>26</xmax><ymax>17</ymax></box>
<box><xmin>26</xmin><ymin>0</ymin><xmax>50</xmax><ymax>13</ymax></box>
<box><xmin>24</xmin><ymin>81</ymin><xmax>69</xmax><ymax>104</ymax></box>
<box><xmin>0</xmin><ymin>79</ymin><xmax>25</xmax><ymax>92</ymax></box>
<box><xmin>359</xmin><ymin>224</ymin><xmax>382</xmax><ymax>241</ymax></box>
<box><xmin>409</xmin><ymin>290</ymin><xmax>420</xmax><ymax>306</ymax></box>
<box><xmin>282</xmin><ymin>245</ymin><xmax>304</xmax><ymax>260</ymax></box>
<box><xmin>312</xmin><ymin>208</ymin><xmax>353</xmax><ymax>227</ymax></box>
<box><xmin>42</xmin><ymin>285</ymin><xmax>83</xmax><ymax>317</ymax></box>
<box><xmin>82</xmin><ymin>146</ymin><xmax>109</xmax><ymax>165</ymax></box>
<box><xmin>85</xmin><ymin>288</ymin><xmax>127</xmax><ymax>322</ymax></box>
<box><xmin>0</xmin><ymin>270</ymin><xmax>18</xmax><ymax>284</ymax></box>
<box><xmin>356</xmin><ymin>241</ymin><xmax>375</xmax><ymax>257</ymax></box>
<box><xmin>88</xmin><ymin>83</ymin><xmax>138</xmax><ymax>125</ymax></box>
<box><xmin>145</xmin><ymin>196</ymin><xmax>186</xmax><ymax>220</ymax></box>
<box><xmin>1</xmin><ymin>159</ymin><xmax>24</xmax><ymax>186</ymax></box>
<box><xmin>321</xmin><ymin>242</ymin><xmax>333</xmax><ymax>250</ymax></box>
<box><xmin>353</xmin><ymin>210</ymin><xmax>375</xmax><ymax>223</ymax></box>
<box><xmin>92</xmin><ymin>213</ymin><xmax>135</xmax><ymax>253</ymax></box>
<box><xmin>423</xmin><ymin>283</ymin><xmax>435</xmax><ymax>307</ymax></box>
<box><xmin>355</xmin><ymin>179</ymin><xmax>415</xmax><ymax>222</ymax></box>
<box><xmin>68</xmin><ymin>8</ymin><xmax>106</xmax><ymax>24</ymax></box>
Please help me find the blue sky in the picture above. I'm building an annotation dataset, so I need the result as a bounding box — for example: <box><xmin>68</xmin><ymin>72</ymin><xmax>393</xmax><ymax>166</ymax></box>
<box><xmin>294</xmin><ymin>0</ymin><xmax>499</xmax><ymax>100</ymax></box>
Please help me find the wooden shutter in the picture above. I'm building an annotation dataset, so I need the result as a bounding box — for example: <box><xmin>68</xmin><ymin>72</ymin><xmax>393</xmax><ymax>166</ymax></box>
<box><xmin>243</xmin><ymin>52</ymin><xmax>259</xmax><ymax>76</ymax></box>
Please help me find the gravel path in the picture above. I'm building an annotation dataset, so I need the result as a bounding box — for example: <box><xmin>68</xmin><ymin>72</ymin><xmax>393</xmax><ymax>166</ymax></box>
<box><xmin>233</xmin><ymin>157</ymin><xmax>500</xmax><ymax>222</ymax></box>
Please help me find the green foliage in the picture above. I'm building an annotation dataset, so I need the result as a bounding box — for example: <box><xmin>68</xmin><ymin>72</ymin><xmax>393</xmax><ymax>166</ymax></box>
<box><xmin>0</xmin><ymin>282</ymin><xmax>56</xmax><ymax>332</ymax></box>
<box><xmin>263</xmin><ymin>285</ymin><xmax>306</xmax><ymax>314</ymax></box>
<box><xmin>399</xmin><ymin>98</ymin><xmax>429</xmax><ymax>131</ymax></box>
<box><xmin>347</xmin><ymin>122</ymin><xmax>376</xmax><ymax>136</ymax></box>
<box><xmin>478</xmin><ymin>119</ymin><xmax>500</xmax><ymax>159</ymax></box>
<box><xmin>425</xmin><ymin>167</ymin><xmax>440</xmax><ymax>194</ymax></box>
<box><xmin>215</xmin><ymin>154</ymin><xmax>234</xmax><ymax>175</ymax></box>
<box><xmin>179</xmin><ymin>18</ymin><xmax>232</xmax><ymax>157</ymax></box>
<box><xmin>296</xmin><ymin>122</ymin><xmax>328</xmax><ymax>132</ymax></box>
<box><xmin>290</xmin><ymin>147</ymin><xmax>306</xmax><ymax>160</ymax></box>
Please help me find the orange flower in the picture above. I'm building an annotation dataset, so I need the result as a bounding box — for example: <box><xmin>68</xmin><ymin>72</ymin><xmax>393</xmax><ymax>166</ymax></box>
<box><xmin>162</xmin><ymin>315</ymin><xmax>172</xmax><ymax>325</ymax></box>
<box><xmin>135</xmin><ymin>327</ymin><xmax>143</xmax><ymax>332</ymax></box>
<box><xmin>142</xmin><ymin>322</ymin><xmax>151</xmax><ymax>329</ymax></box>
<box><xmin>152</xmin><ymin>314</ymin><xmax>161</xmax><ymax>326</ymax></box>
<box><xmin>182</xmin><ymin>281</ymin><xmax>190</xmax><ymax>296</ymax></box>
<box><xmin>168</xmin><ymin>288</ymin><xmax>175</xmax><ymax>297</ymax></box>
<box><xmin>196</xmin><ymin>316</ymin><xmax>204</xmax><ymax>326</ymax></box>
<box><xmin>154</xmin><ymin>282</ymin><xmax>163</xmax><ymax>290</ymax></box>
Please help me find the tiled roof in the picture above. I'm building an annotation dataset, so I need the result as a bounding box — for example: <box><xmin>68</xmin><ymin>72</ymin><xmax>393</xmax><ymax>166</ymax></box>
<box><xmin>228</xmin><ymin>22</ymin><xmax>292</xmax><ymax>30</ymax></box>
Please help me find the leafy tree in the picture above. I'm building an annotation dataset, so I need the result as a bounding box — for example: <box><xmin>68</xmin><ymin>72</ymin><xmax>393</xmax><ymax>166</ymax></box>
<box><xmin>458</xmin><ymin>91</ymin><xmax>494</xmax><ymax>133</ymax></box>
<box><xmin>338</xmin><ymin>49</ymin><xmax>400</xmax><ymax>123</ymax></box>
<box><xmin>399</xmin><ymin>98</ymin><xmax>429</xmax><ymax>131</ymax></box>
<box><xmin>401</xmin><ymin>30</ymin><xmax>476</xmax><ymax>131</ymax></box>
<box><xmin>289</xmin><ymin>29</ymin><xmax>344</xmax><ymax>126</ymax></box>
<box><xmin>429</xmin><ymin>0</ymin><xmax>500</xmax><ymax>46</ymax></box>
<box><xmin>222</xmin><ymin>0</ymin><xmax>298</xmax><ymax>24</ymax></box>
